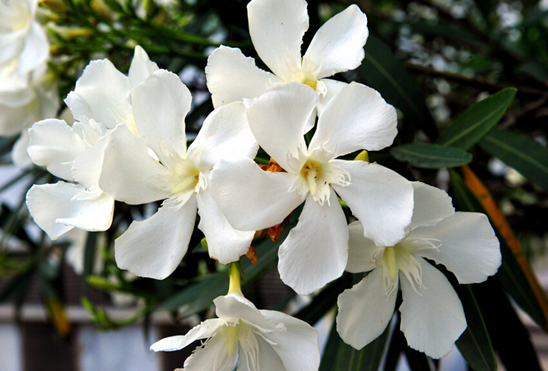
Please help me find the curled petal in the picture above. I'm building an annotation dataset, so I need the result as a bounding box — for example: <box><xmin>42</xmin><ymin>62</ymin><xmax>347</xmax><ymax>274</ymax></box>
<box><xmin>346</xmin><ymin>221</ymin><xmax>382</xmax><ymax>273</ymax></box>
<box><xmin>128</xmin><ymin>45</ymin><xmax>159</xmax><ymax>89</ymax></box>
<box><xmin>150</xmin><ymin>318</ymin><xmax>223</xmax><ymax>352</ymax></box>
<box><xmin>409</xmin><ymin>182</ymin><xmax>455</xmax><ymax>230</ymax></box>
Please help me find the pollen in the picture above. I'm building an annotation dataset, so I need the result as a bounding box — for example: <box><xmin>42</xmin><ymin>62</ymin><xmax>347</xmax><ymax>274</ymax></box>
<box><xmin>300</xmin><ymin>159</ymin><xmax>322</xmax><ymax>196</ymax></box>
<box><xmin>300</xmin><ymin>77</ymin><xmax>317</xmax><ymax>90</ymax></box>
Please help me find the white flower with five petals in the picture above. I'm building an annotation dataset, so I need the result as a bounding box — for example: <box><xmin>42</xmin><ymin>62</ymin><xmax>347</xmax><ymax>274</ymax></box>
<box><xmin>96</xmin><ymin>70</ymin><xmax>258</xmax><ymax>279</ymax></box>
<box><xmin>336</xmin><ymin>182</ymin><xmax>501</xmax><ymax>359</ymax></box>
<box><xmin>150</xmin><ymin>293</ymin><xmax>320</xmax><ymax>371</ymax></box>
<box><xmin>206</xmin><ymin>0</ymin><xmax>368</xmax><ymax>119</ymax></box>
<box><xmin>25</xmin><ymin>46</ymin><xmax>158</xmax><ymax>239</ymax></box>
<box><xmin>210</xmin><ymin>82</ymin><xmax>414</xmax><ymax>295</ymax></box>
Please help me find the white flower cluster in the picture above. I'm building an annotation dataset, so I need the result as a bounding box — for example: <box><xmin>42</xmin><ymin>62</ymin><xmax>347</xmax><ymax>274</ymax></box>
<box><xmin>0</xmin><ymin>0</ymin><xmax>59</xmax><ymax>167</ymax></box>
<box><xmin>23</xmin><ymin>0</ymin><xmax>502</xmax><ymax>368</ymax></box>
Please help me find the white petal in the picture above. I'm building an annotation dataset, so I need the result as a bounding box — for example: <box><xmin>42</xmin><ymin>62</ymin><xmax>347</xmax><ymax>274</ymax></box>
<box><xmin>215</xmin><ymin>294</ymin><xmax>282</xmax><ymax>333</ymax></box>
<box><xmin>332</xmin><ymin>161</ymin><xmax>413</xmax><ymax>247</ymax></box>
<box><xmin>399</xmin><ymin>258</ymin><xmax>466</xmax><ymax>359</ymax></box>
<box><xmin>114</xmin><ymin>197</ymin><xmax>197</xmax><ymax>279</ymax></box>
<box><xmin>210</xmin><ymin>157</ymin><xmax>303</xmax><ymax>231</ymax></box>
<box><xmin>183</xmin><ymin>329</ymin><xmax>236</xmax><ymax>371</ymax></box>
<box><xmin>27</xmin><ymin>119</ymin><xmax>87</xmax><ymax>181</ymax></box>
<box><xmin>246</xmin><ymin>82</ymin><xmax>317</xmax><ymax>170</ymax></box>
<box><xmin>310</xmin><ymin>82</ymin><xmax>397</xmax><ymax>158</ymax></box>
<box><xmin>131</xmin><ymin>69</ymin><xmax>190</xmax><ymax>156</ymax></box>
<box><xmin>259</xmin><ymin>310</ymin><xmax>320</xmax><ymax>371</ymax></box>
<box><xmin>411</xmin><ymin>212</ymin><xmax>501</xmax><ymax>284</ymax></box>
<box><xmin>188</xmin><ymin>102</ymin><xmax>258</xmax><ymax>172</ymax></box>
<box><xmin>247</xmin><ymin>0</ymin><xmax>308</xmax><ymax>81</ymax></box>
<box><xmin>0</xmin><ymin>102</ymin><xmax>32</xmax><ymax>136</ymax></box>
<box><xmin>12</xmin><ymin>130</ymin><xmax>33</xmax><ymax>168</ymax></box>
<box><xmin>239</xmin><ymin>334</ymin><xmax>285</xmax><ymax>371</ymax></box>
<box><xmin>26</xmin><ymin>182</ymin><xmax>114</xmax><ymax>240</ymax></box>
<box><xmin>409</xmin><ymin>182</ymin><xmax>455</xmax><ymax>230</ymax></box>
<box><xmin>18</xmin><ymin>22</ymin><xmax>49</xmax><ymax>75</ymax></box>
<box><xmin>128</xmin><ymin>45</ymin><xmax>159</xmax><ymax>89</ymax></box>
<box><xmin>337</xmin><ymin>267</ymin><xmax>397</xmax><ymax>349</ymax></box>
<box><xmin>71</xmin><ymin>60</ymin><xmax>132</xmax><ymax>129</ymax></box>
<box><xmin>196</xmin><ymin>188</ymin><xmax>254</xmax><ymax>265</ymax></box>
<box><xmin>278</xmin><ymin>191</ymin><xmax>348</xmax><ymax>295</ymax></box>
<box><xmin>205</xmin><ymin>46</ymin><xmax>280</xmax><ymax>108</ymax></box>
<box><xmin>71</xmin><ymin>134</ymin><xmax>109</xmax><ymax>190</ymax></box>
<box><xmin>98</xmin><ymin>125</ymin><xmax>171</xmax><ymax>204</ymax></box>
<box><xmin>316</xmin><ymin>78</ymin><xmax>346</xmax><ymax>114</ymax></box>
<box><xmin>150</xmin><ymin>318</ymin><xmax>223</xmax><ymax>352</ymax></box>
<box><xmin>304</xmin><ymin>5</ymin><xmax>367</xmax><ymax>79</ymax></box>
<box><xmin>346</xmin><ymin>220</ymin><xmax>382</xmax><ymax>273</ymax></box>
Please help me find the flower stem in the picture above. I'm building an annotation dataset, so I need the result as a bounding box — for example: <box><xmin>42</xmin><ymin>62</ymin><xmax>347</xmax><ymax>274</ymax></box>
<box><xmin>228</xmin><ymin>262</ymin><xmax>243</xmax><ymax>296</ymax></box>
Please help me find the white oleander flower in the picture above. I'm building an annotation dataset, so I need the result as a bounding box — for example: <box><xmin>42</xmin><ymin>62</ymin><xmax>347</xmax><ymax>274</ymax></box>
<box><xmin>150</xmin><ymin>293</ymin><xmax>320</xmax><ymax>371</ymax></box>
<box><xmin>25</xmin><ymin>46</ymin><xmax>158</xmax><ymax>240</ymax></box>
<box><xmin>0</xmin><ymin>0</ymin><xmax>49</xmax><ymax>81</ymax></box>
<box><xmin>96</xmin><ymin>70</ymin><xmax>258</xmax><ymax>279</ymax></box>
<box><xmin>205</xmin><ymin>0</ymin><xmax>368</xmax><ymax>120</ymax></box>
<box><xmin>336</xmin><ymin>182</ymin><xmax>501</xmax><ymax>359</ymax></box>
<box><xmin>210</xmin><ymin>82</ymin><xmax>413</xmax><ymax>295</ymax></box>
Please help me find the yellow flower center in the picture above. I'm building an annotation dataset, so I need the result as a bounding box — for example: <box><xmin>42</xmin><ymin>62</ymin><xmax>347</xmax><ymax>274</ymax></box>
<box><xmin>171</xmin><ymin>160</ymin><xmax>200</xmax><ymax>194</ymax></box>
<box><xmin>300</xmin><ymin>159</ymin><xmax>322</xmax><ymax>196</ymax></box>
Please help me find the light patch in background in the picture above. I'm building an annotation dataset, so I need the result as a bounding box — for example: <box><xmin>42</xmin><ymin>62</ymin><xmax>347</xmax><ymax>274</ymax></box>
<box><xmin>79</xmin><ymin>325</ymin><xmax>161</xmax><ymax>371</ymax></box>
<box><xmin>0</xmin><ymin>323</ymin><xmax>22</xmax><ymax>371</ymax></box>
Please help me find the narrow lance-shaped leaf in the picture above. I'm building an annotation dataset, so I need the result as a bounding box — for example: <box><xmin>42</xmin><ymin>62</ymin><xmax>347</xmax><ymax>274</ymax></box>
<box><xmin>390</xmin><ymin>143</ymin><xmax>472</xmax><ymax>169</ymax></box>
<box><xmin>479</xmin><ymin>128</ymin><xmax>548</xmax><ymax>190</ymax></box>
<box><xmin>438</xmin><ymin>88</ymin><xmax>516</xmax><ymax>150</ymax></box>
<box><xmin>356</xmin><ymin>35</ymin><xmax>438</xmax><ymax>140</ymax></box>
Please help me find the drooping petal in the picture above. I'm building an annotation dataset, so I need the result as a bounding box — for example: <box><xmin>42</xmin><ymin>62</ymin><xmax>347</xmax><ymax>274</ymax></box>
<box><xmin>239</xmin><ymin>334</ymin><xmax>286</xmax><ymax>371</ymax></box>
<box><xmin>304</xmin><ymin>5</ymin><xmax>367</xmax><ymax>79</ymax></box>
<box><xmin>278</xmin><ymin>191</ymin><xmax>349</xmax><ymax>295</ymax></box>
<box><xmin>26</xmin><ymin>182</ymin><xmax>114</xmax><ymax>240</ymax></box>
<box><xmin>346</xmin><ymin>220</ymin><xmax>382</xmax><ymax>273</ymax></box>
<box><xmin>188</xmin><ymin>102</ymin><xmax>257</xmax><ymax>172</ymax></box>
<box><xmin>246</xmin><ymin>82</ymin><xmax>317</xmax><ymax>171</ymax></box>
<box><xmin>337</xmin><ymin>267</ymin><xmax>397</xmax><ymax>350</ymax></box>
<box><xmin>205</xmin><ymin>46</ymin><xmax>281</xmax><ymax>108</ymax></box>
<box><xmin>183</xmin><ymin>329</ymin><xmax>237</xmax><ymax>371</ymax></box>
<box><xmin>210</xmin><ymin>157</ymin><xmax>304</xmax><ymax>231</ymax></box>
<box><xmin>247</xmin><ymin>0</ymin><xmax>308</xmax><ymax>81</ymax></box>
<box><xmin>215</xmin><ymin>294</ymin><xmax>283</xmax><ymax>333</ymax></box>
<box><xmin>259</xmin><ymin>310</ymin><xmax>320</xmax><ymax>371</ymax></box>
<box><xmin>18</xmin><ymin>22</ymin><xmax>49</xmax><ymax>75</ymax></box>
<box><xmin>98</xmin><ymin>125</ymin><xmax>171</xmax><ymax>204</ymax></box>
<box><xmin>332</xmin><ymin>161</ymin><xmax>413</xmax><ymax>247</ymax></box>
<box><xmin>70</xmin><ymin>59</ymin><xmax>132</xmax><ymax>129</ymax></box>
<box><xmin>196</xmin><ymin>188</ymin><xmax>254</xmax><ymax>265</ymax></box>
<box><xmin>114</xmin><ymin>197</ymin><xmax>197</xmax><ymax>280</ymax></box>
<box><xmin>399</xmin><ymin>258</ymin><xmax>466</xmax><ymax>359</ymax></box>
<box><xmin>12</xmin><ymin>130</ymin><xmax>32</xmax><ymax>168</ymax></box>
<box><xmin>310</xmin><ymin>82</ymin><xmax>397</xmax><ymax>158</ymax></box>
<box><xmin>131</xmin><ymin>70</ymin><xmax>191</xmax><ymax>156</ymax></box>
<box><xmin>27</xmin><ymin>119</ymin><xmax>87</xmax><ymax>181</ymax></box>
<box><xmin>411</xmin><ymin>212</ymin><xmax>501</xmax><ymax>284</ymax></box>
<box><xmin>150</xmin><ymin>318</ymin><xmax>223</xmax><ymax>352</ymax></box>
<box><xmin>409</xmin><ymin>182</ymin><xmax>455</xmax><ymax>230</ymax></box>
<box><xmin>128</xmin><ymin>45</ymin><xmax>159</xmax><ymax>89</ymax></box>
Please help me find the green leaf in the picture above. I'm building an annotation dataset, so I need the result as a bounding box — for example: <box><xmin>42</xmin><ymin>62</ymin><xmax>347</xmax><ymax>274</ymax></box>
<box><xmin>391</xmin><ymin>143</ymin><xmax>472</xmax><ymax>169</ymax></box>
<box><xmin>356</xmin><ymin>35</ymin><xmax>438</xmax><ymax>140</ymax></box>
<box><xmin>450</xmin><ymin>171</ymin><xmax>548</xmax><ymax>328</ymax></box>
<box><xmin>480</xmin><ymin>129</ymin><xmax>548</xmax><ymax>190</ymax></box>
<box><xmin>319</xmin><ymin>316</ymin><xmax>391</xmax><ymax>371</ymax></box>
<box><xmin>438</xmin><ymin>88</ymin><xmax>516</xmax><ymax>151</ymax></box>
<box><xmin>455</xmin><ymin>286</ymin><xmax>497</xmax><ymax>371</ymax></box>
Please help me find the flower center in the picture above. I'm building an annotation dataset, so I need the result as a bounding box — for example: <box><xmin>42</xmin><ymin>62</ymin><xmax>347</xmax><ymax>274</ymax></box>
<box><xmin>379</xmin><ymin>242</ymin><xmax>424</xmax><ymax>297</ymax></box>
<box><xmin>171</xmin><ymin>159</ymin><xmax>200</xmax><ymax>195</ymax></box>
<box><xmin>300</xmin><ymin>159</ymin><xmax>323</xmax><ymax>197</ymax></box>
